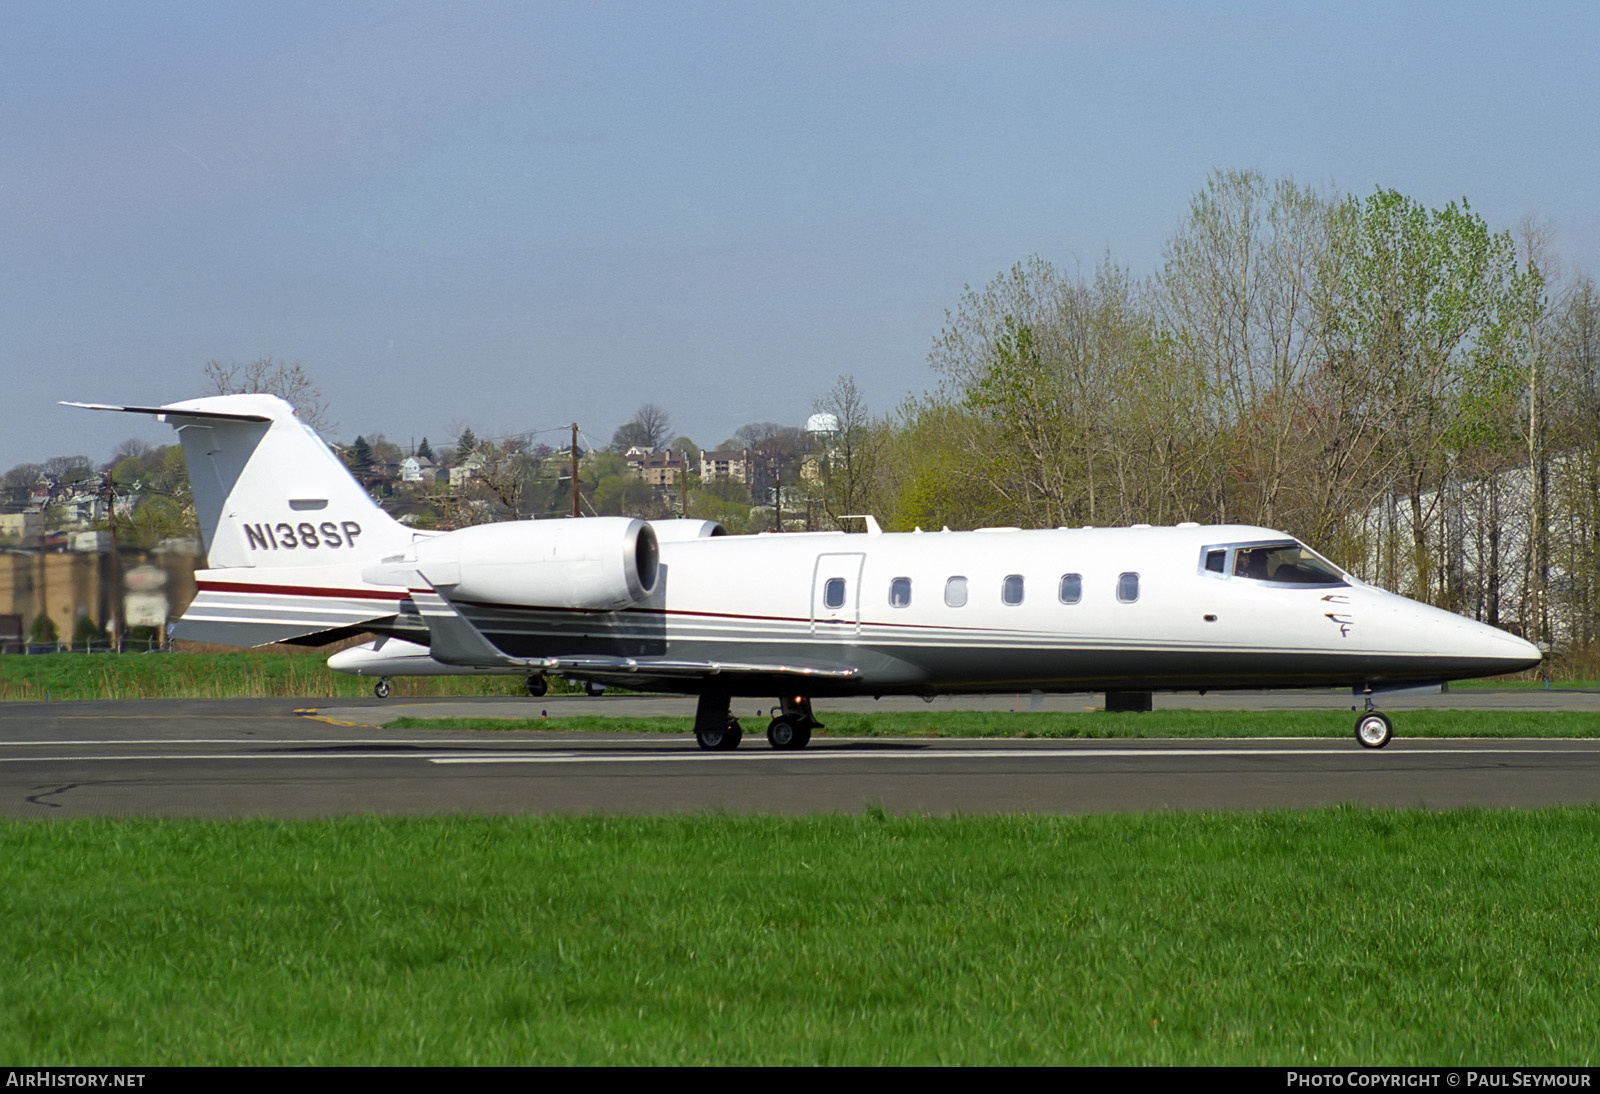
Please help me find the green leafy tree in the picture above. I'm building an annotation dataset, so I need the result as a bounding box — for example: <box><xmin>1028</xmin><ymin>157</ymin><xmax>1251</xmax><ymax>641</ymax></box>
<box><xmin>29</xmin><ymin>614</ymin><xmax>58</xmax><ymax>646</ymax></box>
<box><xmin>72</xmin><ymin>614</ymin><xmax>105</xmax><ymax>650</ymax></box>
<box><xmin>348</xmin><ymin>436</ymin><xmax>375</xmax><ymax>479</ymax></box>
<box><xmin>1325</xmin><ymin>189</ymin><xmax>1523</xmax><ymax>605</ymax></box>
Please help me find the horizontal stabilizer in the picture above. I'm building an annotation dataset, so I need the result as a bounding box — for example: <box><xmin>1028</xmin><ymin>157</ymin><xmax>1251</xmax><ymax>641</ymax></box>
<box><xmin>176</xmin><ymin>570</ymin><xmax>409</xmax><ymax>647</ymax></box>
<box><xmin>62</xmin><ymin>400</ymin><xmax>273</xmax><ymax>423</ymax></box>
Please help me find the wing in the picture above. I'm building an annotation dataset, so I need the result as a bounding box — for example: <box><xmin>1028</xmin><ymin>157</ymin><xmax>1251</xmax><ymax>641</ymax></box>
<box><xmin>406</xmin><ymin>588</ymin><xmax>859</xmax><ymax>686</ymax></box>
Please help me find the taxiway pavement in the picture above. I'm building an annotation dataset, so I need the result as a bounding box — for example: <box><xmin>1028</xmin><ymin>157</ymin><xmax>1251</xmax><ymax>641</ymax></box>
<box><xmin>2</xmin><ymin>692</ymin><xmax>1598</xmax><ymax>818</ymax></box>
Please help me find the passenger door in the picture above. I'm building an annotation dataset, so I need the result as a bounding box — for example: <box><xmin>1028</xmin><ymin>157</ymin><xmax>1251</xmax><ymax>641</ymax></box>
<box><xmin>810</xmin><ymin>553</ymin><xmax>865</xmax><ymax>638</ymax></box>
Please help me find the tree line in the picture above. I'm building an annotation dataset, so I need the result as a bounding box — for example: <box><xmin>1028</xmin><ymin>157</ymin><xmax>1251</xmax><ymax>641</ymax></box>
<box><xmin>841</xmin><ymin>171</ymin><xmax>1599</xmax><ymax>659</ymax></box>
<box><xmin>9</xmin><ymin>169</ymin><xmax>1597</xmax><ymax>663</ymax></box>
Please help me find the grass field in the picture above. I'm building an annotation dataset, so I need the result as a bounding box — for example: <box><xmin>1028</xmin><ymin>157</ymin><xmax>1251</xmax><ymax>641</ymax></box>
<box><xmin>5</xmin><ymin>809</ymin><xmax>1599</xmax><ymax>1065</ymax></box>
<box><xmin>0</xmin><ymin>651</ymin><xmax>544</xmax><ymax>702</ymax></box>
<box><xmin>7</xmin><ymin>655</ymin><xmax>1597</xmax><ymax>1064</ymax></box>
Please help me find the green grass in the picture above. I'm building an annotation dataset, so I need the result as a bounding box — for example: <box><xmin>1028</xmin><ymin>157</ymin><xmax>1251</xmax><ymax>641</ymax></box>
<box><xmin>0</xmin><ymin>652</ymin><xmax>549</xmax><ymax>702</ymax></box>
<box><xmin>5</xmin><ymin>809</ymin><xmax>1600</xmax><ymax>1065</ymax></box>
<box><xmin>386</xmin><ymin>708</ymin><xmax>1600</xmax><ymax>739</ymax></box>
<box><xmin>1452</xmin><ymin>678</ymin><xmax>1600</xmax><ymax>690</ymax></box>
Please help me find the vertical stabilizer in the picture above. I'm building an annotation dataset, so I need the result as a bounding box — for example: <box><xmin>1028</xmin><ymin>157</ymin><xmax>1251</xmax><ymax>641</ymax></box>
<box><xmin>68</xmin><ymin>394</ymin><xmax>419</xmax><ymax>645</ymax></box>
<box><xmin>166</xmin><ymin>394</ymin><xmax>413</xmax><ymax>568</ymax></box>
<box><xmin>70</xmin><ymin>394</ymin><xmax>412</xmax><ymax>569</ymax></box>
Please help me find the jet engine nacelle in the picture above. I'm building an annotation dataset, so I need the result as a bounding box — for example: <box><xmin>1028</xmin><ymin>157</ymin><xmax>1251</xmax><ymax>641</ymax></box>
<box><xmin>407</xmin><ymin>517</ymin><xmax>659</xmax><ymax>610</ymax></box>
<box><xmin>648</xmin><ymin>518</ymin><xmax>727</xmax><ymax>541</ymax></box>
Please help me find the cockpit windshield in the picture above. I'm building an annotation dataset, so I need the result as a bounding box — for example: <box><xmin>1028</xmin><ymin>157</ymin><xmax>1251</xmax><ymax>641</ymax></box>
<box><xmin>1230</xmin><ymin>542</ymin><xmax>1347</xmax><ymax>586</ymax></box>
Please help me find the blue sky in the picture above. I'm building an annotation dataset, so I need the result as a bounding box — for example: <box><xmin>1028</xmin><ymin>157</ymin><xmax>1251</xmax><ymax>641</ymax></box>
<box><xmin>4</xmin><ymin>1</ymin><xmax>1597</xmax><ymax>468</ymax></box>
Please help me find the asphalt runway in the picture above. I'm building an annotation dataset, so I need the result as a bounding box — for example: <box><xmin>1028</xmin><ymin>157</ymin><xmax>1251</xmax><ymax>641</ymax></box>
<box><xmin>3</xmin><ymin>691</ymin><xmax>1600</xmax><ymax>817</ymax></box>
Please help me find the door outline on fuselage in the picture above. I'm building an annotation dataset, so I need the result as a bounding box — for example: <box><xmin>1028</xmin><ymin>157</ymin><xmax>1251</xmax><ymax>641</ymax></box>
<box><xmin>811</xmin><ymin>553</ymin><xmax>865</xmax><ymax>638</ymax></box>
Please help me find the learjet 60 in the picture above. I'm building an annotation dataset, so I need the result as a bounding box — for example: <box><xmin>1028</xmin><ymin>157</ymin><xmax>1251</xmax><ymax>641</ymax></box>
<box><xmin>71</xmin><ymin>394</ymin><xmax>1542</xmax><ymax>749</ymax></box>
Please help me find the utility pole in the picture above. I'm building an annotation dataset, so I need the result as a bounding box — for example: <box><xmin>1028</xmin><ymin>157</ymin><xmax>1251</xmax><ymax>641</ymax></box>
<box><xmin>102</xmin><ymin>470</ymin><xmax>121</xmax><ymax>651</ymax></box>
<box><xmin>571</xmin><ymin>423</ymin><xmax>580</xmax><ymax>518</ymax></box>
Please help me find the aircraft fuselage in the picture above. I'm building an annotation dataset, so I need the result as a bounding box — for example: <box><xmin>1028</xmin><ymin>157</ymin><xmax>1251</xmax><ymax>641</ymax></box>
<box><xmin>432</xmin><ymin>523</ymin><xmax>1538</xmax><ymax>697</ymax></box>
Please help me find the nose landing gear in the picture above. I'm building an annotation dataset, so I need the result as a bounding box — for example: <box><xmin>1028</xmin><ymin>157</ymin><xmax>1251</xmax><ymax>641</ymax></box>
<box><xmin>1354</xmin><ymin>688</ymin><xmax>1392</xmax><ymax>748</ymax></box>
<box><xmin>1355</xmin><ymin>710</ymin><xmax>1393</xmax><ymax>748</ymax></box>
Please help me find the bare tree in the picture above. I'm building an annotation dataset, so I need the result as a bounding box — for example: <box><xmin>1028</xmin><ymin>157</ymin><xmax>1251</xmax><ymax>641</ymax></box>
<box><xmin>611</xmin><ymin>403</ymin><xmax>673</xmax><ymax>453</ymax></box>
<box><xmin>1155</xmin><ymin>169</ymin><xmax>1336</xmax><ymax>530</ymax></box>
<box><xmin>812</xmin><ymin>373</ymin><xmax>884</xmax><ymax>526</ymax></box>
<box><xmin>204</xmin><ymin>358</ymin><xmax>334</xmax><ymax>435</ymax></box>
<box><xmin>736</xmin><ymin>421</ymin><xmax>809</xmax><ymax>527</ymax></box>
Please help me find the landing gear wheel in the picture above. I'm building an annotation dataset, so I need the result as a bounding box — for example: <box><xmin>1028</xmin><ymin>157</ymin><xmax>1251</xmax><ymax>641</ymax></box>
<box><xmin>583</xmin><ymin>681</ymin><xmax>606</xmax><ymax>697</ymax></box>
<box><xmin>766</xmin><ymin>715</ymin><xmax>812</xmax><ymax>750</ymax></box>
<box><xmin>524</xmin><ymin>675</ymin><xmax>548</xmax><ymax>697</ymax></box>
<box><xmin>373</xmin><ymin>678</ymin><xmax>390</xmax><ymax>699</ymax></box>
<box><xmin>695</xmin><ymin>719</ymin><xmax>743</xmax><ymax>751</ymax></box>
<box><xmin>1355</xmin><ymin>711</ymin><xmax>1392</xmax><ymax>749</ymax></box>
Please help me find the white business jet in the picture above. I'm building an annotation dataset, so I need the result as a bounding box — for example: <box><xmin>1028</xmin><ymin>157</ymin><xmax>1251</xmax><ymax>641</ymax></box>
<box><xmin>71</xmin><ymin>394</ymin><xmax>1541</xmax><ymax>750</ymax></box>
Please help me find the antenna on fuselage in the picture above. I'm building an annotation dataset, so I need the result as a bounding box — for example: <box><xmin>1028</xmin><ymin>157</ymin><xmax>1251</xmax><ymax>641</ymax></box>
<box><xmin>840</xmin><ymin>514</ymin><xmax>883</xmax><ymax>535</ymax></box>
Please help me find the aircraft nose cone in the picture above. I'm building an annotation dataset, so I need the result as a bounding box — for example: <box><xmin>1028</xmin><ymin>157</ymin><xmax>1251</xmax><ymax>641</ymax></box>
<box><xmin>1446</xmin><ymin>613</ymin><xmax>1542</xmax><ymax>675</ymax></box>
<box><xmin>1488</xmin><ymin>626</ymin><xmax>1543</xmax><ymax>668</ymax></box>
<box><xmin>1365</xmin><ymin>590</ymin><xmax>1543</xmax><ymax>679</ymax></box>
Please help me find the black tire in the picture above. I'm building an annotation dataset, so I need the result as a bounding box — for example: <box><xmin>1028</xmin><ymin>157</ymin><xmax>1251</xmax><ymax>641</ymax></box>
<box><xmin>766</xmin><ymin>716</ymin><xmax>811</xmax><ymax>750</ymax></box>
<box><xmin>696</xmin><ymin>719</ymin><xmax>743</xmax><ymax>751</ymax></box>
<box><xmin>584</xmin><ymin>681</ymin><xmax>606</xmax><ymax>697</ymax></box>
<box><xmin>374</xmin><ymin>679</ymin><xmax>390</xmax><ymax>699</ymax></box>
<box><xmin>1355</xmin><ymin>711</ymin><xmax>1393</xmax><ymax>749</ymax></box>
<box><xmin>525</xmin><ymin>676</ymin><xmax>548</xmax><ymax>697</ymax></box>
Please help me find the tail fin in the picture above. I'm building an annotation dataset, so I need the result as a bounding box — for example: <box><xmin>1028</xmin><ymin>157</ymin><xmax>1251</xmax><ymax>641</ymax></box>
<box><xmin>69</xmin><ymin>394</ymin><xmax>417</xmax><ymax>645</ymax></box>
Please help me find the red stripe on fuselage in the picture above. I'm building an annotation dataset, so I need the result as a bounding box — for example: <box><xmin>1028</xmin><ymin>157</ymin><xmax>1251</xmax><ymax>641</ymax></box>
<box><xmin>195</xmin><ymin>580</ymin><xmax>409</xmax><ymax>601</ymax></box>
<box><xmin>446</xmin><ymin>597</ymin><xmax>1044</xmax><ymax>636</ymax></box>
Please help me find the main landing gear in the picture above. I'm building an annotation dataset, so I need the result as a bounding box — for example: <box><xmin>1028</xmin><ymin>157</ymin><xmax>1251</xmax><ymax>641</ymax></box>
<box><xmin>1354</xmin><ymin>688</ymin><xmax>1393</xmax><ymax>749</ymax></box>
<box><xmin>693</xmin><ymin>691</ymin><xmax>743</xmax><ymax>751</ymax></box>
<box><xmin>693</xmin><ymin>692</ymin><xmax>823</xmax><ymax>751</ymax></box>
<box><xmin>373</xmin><ymin>677</ymin><xmax>390</xmax><ymax>699</ymax></box>
<box><xmin>766</xmin><ymin>693</ymin><xmax>822</xmax><ymax>751</ymax></box>
<box><xmin>524</xmin><ymin>675</ymin><xmax>548</xmax><ymax>698</ymax></box>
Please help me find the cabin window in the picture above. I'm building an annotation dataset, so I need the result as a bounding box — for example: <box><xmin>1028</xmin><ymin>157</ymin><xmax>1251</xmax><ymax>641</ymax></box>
<box><xmin>889</xmin><ymin>577</ymin><xmax>912</xmax><ymax>608</ymax></box>
<box><xmin>824</xmin><ymin>577</ymin><xmax>846</xmax><ymax>609</ymax></box>
<box><xmin>1205</xmin><ymin>549</ymin><xmax>1226</xmax><ymax>574</ymax></box>
<box><xmin>945</xmin><ymin>576</ymin><xmax>968</xmax><ymax>607</ymax></box>
<box><xmin>1058</xmin><ymin>573</ymin><xmax>1082</xmax><ymax>604</ymax></box>
<box><xmin>1117</xmin><ymin>572</ymin><xmax>1140</xmax><ymax>603</ymax></box>
<box><xmin>1002</xmin><ymin>574</ymin><xmax>1025</xmax><ymax>606</ymax></box>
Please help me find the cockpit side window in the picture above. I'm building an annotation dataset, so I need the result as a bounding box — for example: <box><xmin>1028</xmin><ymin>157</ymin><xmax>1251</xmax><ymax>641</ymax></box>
<box><xmin>1204</xmin><ymin>549</ymin><xmax>1226</xmax><ymax>574</ymax></box>
<box><xmin>1232</xmin><ymin>543</ymin><xmax>1347</xmax><ymax>586</ymax></box>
